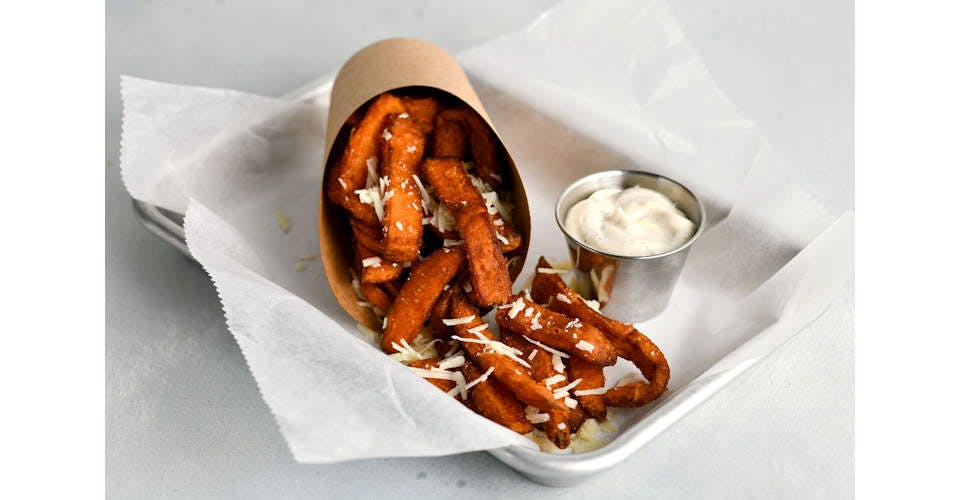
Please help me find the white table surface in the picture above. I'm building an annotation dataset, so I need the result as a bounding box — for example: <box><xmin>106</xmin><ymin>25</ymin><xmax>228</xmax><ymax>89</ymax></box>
<box><xmin>106</xmin><ymin>0</ymin><xmax>853</xmax><ymax>497</ymax></box>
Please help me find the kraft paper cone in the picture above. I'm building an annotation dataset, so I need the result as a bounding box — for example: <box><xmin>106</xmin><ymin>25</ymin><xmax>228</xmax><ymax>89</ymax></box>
<box><xmin>317</xmin><ymin>38</ymin><xmax>531</xmax><ymax>330</ymax></box>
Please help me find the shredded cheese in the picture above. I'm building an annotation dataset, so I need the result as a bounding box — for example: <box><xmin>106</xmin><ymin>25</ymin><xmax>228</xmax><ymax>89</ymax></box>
<box><xmin>564</xmin><ymin>397</ymin><xmax>579</xmax><ymax>409</ymax></box>
<box><xmin>451</xmin><ymin>335</ymin><xmax>531</xmax><ymax>368</ymax></box>
<box><xmin>442</xmin><ymin>316</ymin><xmax>475</xmax><ymax>326</ymax></box>
<box><xmin>507</xmin><ymin>298</ymin><xmax>525</xmax><ymax>319</ymax></box>
<box><xmin>575</xmin><ymin>340</ymin><xmax>595</xmax><ymax>352</ymax></box>
<box><xmin>395</xmin><ymin>221</ymin><xmax>404</xmax><ymax>231</ymax></box>
<box><xmin>438</xmin><ymin>355</ymin><xmax>465</xmax><ymax>370</ymax></box>
<box><xmin>467</xmin><ymin>324</ymin><xmax>488</xmax><ymax>335</ymax></box>
<box><xmin>521</xmin><ymin>335</ymin><xmax>570</xmax><ymax>358</ymax></box>
<box><xmin>530</xmin><ymin>312</ymin><xmax>543</xmax><ymax>331</ymax></box>
<box><xmin>584</xmin><ymin>299</ymin><xmax>602</xmax><ymax>312</ymax></box>
<box><xmin>496</xmin><ymin>233</ymin><xmax>509</xmax><ymax>245</ymax></box>
<box><xmin>537</xmin><ymin>267</ymin><xmax>568</xmax><ymax>275</ymax></box>
<box><xmin>556</xmin><ymin>293</ymin><xmax>572</xmax><ymax>304</ymax></box>
<box><xmin>552</xmin><ymin>378</ymin><xmax>583</xmax><ymax>399</ymax></box>
<box><xmin>574</xmin><ymin>387</ymin><xmax>608</xmax><ymax>397</ymax></box>
<box><xmin>525</xmin><ymin>413</ymin><xmax>550</xmax><ymax>424</ymax></box>
<box><xmin>463</xmin><ymin>366</ymin><xmax>495</xmax><ymax>392</ymax></box>
<box><xmin>552</xmin><ymin>353</ymin><xmax>565</xmax><ymax>373</ymax></box>
<box><xmin>527</xmin><ymin>349</ymin><xmax>539</xmax><ymax>361</ymax></box>
<box><xmin>361</xmin><ymin>256</ymin><xmax>382</xmax><ymax>268</ymax></box>
<box><xmin>544</xmin><ymin>374</ymin><xmax>566</xmax><ymax>387</ymax></box>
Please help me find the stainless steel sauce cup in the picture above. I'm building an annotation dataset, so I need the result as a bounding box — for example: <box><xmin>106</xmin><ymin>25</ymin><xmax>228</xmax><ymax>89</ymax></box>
<box><xmin>555</xmin><ymin>170</ymin><xmax>705</xmax><ymax>323</ymax></box>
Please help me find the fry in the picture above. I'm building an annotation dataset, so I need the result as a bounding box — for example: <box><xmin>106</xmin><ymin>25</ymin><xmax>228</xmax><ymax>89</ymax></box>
<box><xmin>381</xmin><ymin>114</ymin><xmax>426</xmax><ymax>262</ymax></box>
<box><xmin>430</xmin><ymin>284</ymin><xmax>458</xmax><ymax>355</ymax></box>
<box><xmin>359</xmin><ymin>282</ymin><xmax>393</xmax><ymax>314</ymax></box>
<box><xmin>437</xmin><ymin>107</ymin><xmax>503</xmax><ymax>184</ymax></box>
<box><xmin>492</xmin><ymin>217</ymin><xmax>522</xmax><ymax>253</ymax></box>
<box><xmin>565</xmin><ymin>355</ymin><xmax>607</xmax><ymax>420</ymax></box>
<box><xmin>381</xmin><ymin>247</ymin><xmax>465</xmax><ymax>352</ymax></box>
<box><xmin>421</xmin><ymin>158</ymin><xmax>512</xmax><ymax>306</ymax></box>
<box><xmin>432</xmin><ymin>114</ymin><xmax>469</xmax><ymax>158</ymax></box>
<box><xmin>327</xmin><ymin>93</ymin><xmax>407</xmax><ymax>225</ymax></box>
<box><xmin>496</xmin><ymin>295</ymin><xmax>618</xmax><ymax>366</ymax></box>
<box><xmin>351</xmin><ymin>218</ymin><xmax>383</xmax><ymax>254</ymax></box>
<box><xmin>400</xmin><ymin>96</ymin><xmax>442</xmax><ymax>135</ymax></box>
<box><xmin>409</xmin><ymin>359</ymin><xmax>457</xmax><ymax>393</ymax></box>
<box><xmin>501</xmin><ymin>329</ymin><xmax>576</xmax><ymax>447</ymax></box>
<box><xmin>381</xmin><ymin>279</ymin><xmax>403</xmax><ymax>297</ymax></box>
<box><xmin>463</xmin><ymin>362</ymin><xmax>534</xmax><ymax>434</ymax></box>
<box><xmin>531</xmin><ymin>257</ymin><xmax>669</xmax><ymax>407</ymax></box>
<box><xmin>450</xmin><ymin>295</ymin><xmax>561</xmax><ymax>410</ymax></box>
<box><xmin>355</xmin><ymin>240</ymin><xmax>402</xmax><ymax>284</ymax></box>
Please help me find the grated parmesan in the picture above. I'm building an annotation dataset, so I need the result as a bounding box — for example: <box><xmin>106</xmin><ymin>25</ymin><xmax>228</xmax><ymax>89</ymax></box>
<box><xmin>437</xmin><ymin>355</ymin><xmax>465</xmax><ymax>370</ymax></box>
<box><xmin>521</xmin><ymin>335</ymin><xmax>570</xmax><ymax>359</ymax></box>
<box><xmin>507</xmin><ymin>298</ymin><xmax>525</xmax><ymax>319</ymax></box>
<box><xmin>575</xmin><ymin>340</ymin><xmax>595</xmax><ymax>352</ymax></box>
<box><xmin>442</xmin><ymin>316</ymin><xmax>475</xmax><ymax>326</ymax></box>
<box><xmin>574</xmin><ymin>387</ymin><xmax>608</xmax><ymax>397</ymax></box>
<box><xmin>525</xmin><ymin>412</ymin><xmax>550</xmax><ymax>424</ymax></box>
<box><xmin>553</xmin><ymin>378</ymin><xmax>583</xmax><ymax>399</ymax></box>
<box><xmin>463</xmin><ymin>366</ymin><xmax>495</xmax><ymax>392</ymax></box>
<box><xmin>552</xmin><ymin>353</ymin><xmax>565</xmax><ymax>372</ymax></box>
<box><xmin>537</xmin><ymin>267</ymin><xmax>568</xmax><ymax>275</ymax></box>
<box><xmin>544</xmin><ymin>374</ymin><xmax>566</xmax><ymax>387</ymax></box>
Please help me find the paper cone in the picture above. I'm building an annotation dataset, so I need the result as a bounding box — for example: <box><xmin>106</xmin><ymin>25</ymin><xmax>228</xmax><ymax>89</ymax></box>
<box><xmin>317</xmin><ymin>38</ymin><xmax>531</xmax><ymax>330</ymax></box>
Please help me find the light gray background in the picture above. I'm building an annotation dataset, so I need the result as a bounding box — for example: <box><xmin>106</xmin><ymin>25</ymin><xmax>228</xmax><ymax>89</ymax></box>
<box><xmin>106</xmin><ymin>0</ymin><xmax>853</xmax><ymax>498</ymax></box>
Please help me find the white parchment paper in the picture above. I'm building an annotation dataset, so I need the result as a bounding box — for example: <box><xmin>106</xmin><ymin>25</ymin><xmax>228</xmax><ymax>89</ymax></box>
<box><xmin>120</xmin><ymin>0</ymin><xmax>853</xmax><ymax>463</ymax></box>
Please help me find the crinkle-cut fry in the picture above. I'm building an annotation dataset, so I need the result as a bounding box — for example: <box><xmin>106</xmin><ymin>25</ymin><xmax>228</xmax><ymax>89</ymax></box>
<box><xmin>381</xmin><ymin>114</ymin><xmax>425</xmax><ymax>262</ymax></box>
<box><xmin>496</xmin><ymin>295</ymin><xmax>618</xmax><ymax>366</ymax></box>
<box><xmin>565</xmin><ymin>355</ymin><xmax>607</xmax><ymax>421</ymax></box>
<box><xmin>355</xmin><ymin>240</ymin><xmax>403</xmax><ymax>284</ymax></box>
<box><xmin>327</xmin><ymin>93</ymin><xmax>407</xmax><ymax>225</ymax></box>
<box><xmin>351</xmin><ymin>218</ymin><xmax>383</xmax><ymax>254</ymax></box>
<box><xmin>400</xmin><ymin>96</ymin><xmax>442</xmax><ymax>136</ymax></box>
<box><xmin>532</xmin><ymin>257</ymin><xmax>670</xmax><ymax>407</ymax></box>
<box><xmin>408</xmin><ymin>359</ymin><xmax>458</xmax><ymax>394</ymax></box>
<box><xmin>421</xmin><ymin>159</ymin><xmax>512</xmax><ymax>306</ymax></box>
<box><xmin>500</xmin><ymin>330</ymin><xmax>575</xmax><ymax>448</ymax></box>
<box><xmin>437</xmin><ymin>107</ymin><xmax>503</xmax><ymax>184</ymax></box>
<box><xmin>381</xmin><ymin>247</ymin><xmax>465</xmax><ymax>352</ymax></box>
<box><xmin>450</xmin><ymin>295</ymin><xmax>562</xmax><ymax>410</ymax></box>
<box><xmin>462</xmin><ymin>362</ymin><xmax>534</xmax><ymax>434</ymax></box>
<box><xmin>432</xmin><ymin>114</ymin><xmax>469</xmax><ymax>158</ymax></box>
<box><xmin>359</xmin><ymin>282</ymin><xmax>393</xmax><ymax>314</ymax></box>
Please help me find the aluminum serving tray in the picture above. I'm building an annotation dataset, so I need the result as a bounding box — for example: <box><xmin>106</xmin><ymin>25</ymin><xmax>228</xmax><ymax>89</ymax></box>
<box><xmin>131</xmin><ymin>78</ymin><xmax>767</xmax><ymax>487</ymax></box>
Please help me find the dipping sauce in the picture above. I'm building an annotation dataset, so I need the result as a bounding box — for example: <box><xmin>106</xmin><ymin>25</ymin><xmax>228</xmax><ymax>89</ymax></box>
<box><xmin>564</xmin><ymin>186</ymin><xmax>695</xmax><ymax>257</ymax></box>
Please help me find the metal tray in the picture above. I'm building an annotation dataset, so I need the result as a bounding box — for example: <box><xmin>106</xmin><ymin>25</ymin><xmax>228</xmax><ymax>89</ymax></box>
<box><xmin>131</xmin><ymin>78</ymin><xmax>770</xmax><ymax>487</ymax></box>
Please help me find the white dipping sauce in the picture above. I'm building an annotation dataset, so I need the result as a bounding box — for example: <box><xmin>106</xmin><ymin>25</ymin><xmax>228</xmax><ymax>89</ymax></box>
<box><xmin>564</xmin><ymin>186</ymin><xmax>695</xmax><ymax>256</ymax></box>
